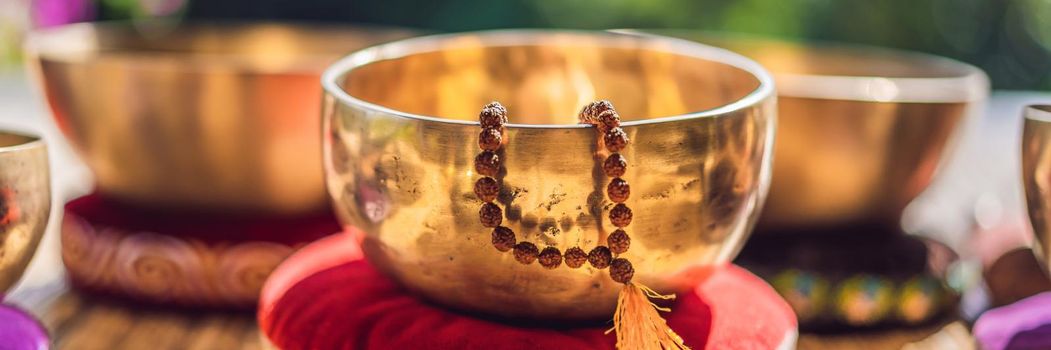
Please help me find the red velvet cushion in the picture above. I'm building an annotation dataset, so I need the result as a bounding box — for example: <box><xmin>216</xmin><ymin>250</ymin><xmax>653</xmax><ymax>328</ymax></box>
<box><xmin>259</xmin><ymin>232</ymin><xmax>797</xmax><ymax>349</ymax></box>
<box><xmin>65</xmin><ymin>193</ymin><xmax>338</xmax><ymax>245</ymax></box>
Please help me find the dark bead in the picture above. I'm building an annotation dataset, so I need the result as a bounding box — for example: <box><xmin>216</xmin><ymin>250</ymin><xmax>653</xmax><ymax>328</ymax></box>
<box><xmin>538</xmin><ymin>247</ymin><xmax>563</xmax><ymax>269</ymax></box>
<box><xmin>610</xmin><ymin>203</ymin><xmax>633</xmax><ymax>227</ymax></box>
<box><xmin>607</xmin><ymin>229</ymin><xmax>631</xmax><ymax>254</ymax></box>
<box><xmin>474</xmin><ymin>151</ymin><xmax>500</xmax><ymax>177</ymax></box>
<box><xmin>491</xmin><ymin>226</ymin><xmax>516</xmax><ymax>252</ymax></box>
<box><xmin>609</xmin><ymin>258</ymin><xmax>634</xmax><ymax>284</ymax></box>
<box><xmin>588</xmin><ymin>246</ymin><xmax>612</xmax><ymax>269</ymax></box>
<box><xmin>480</xmin><ymin>103</ymin><xmax>508</xmax><ymax>129</ymax></box>
<box><xmin>478</xmin><ymin>128</ymin><xmax>503</xmax><ymax>151</ymax></box>
<box><xmin>513</xmin><ymin>242</ymin><xmax>539</xmax><ymax>264</ymax></box>
<box><xmin>597</xmin><ymin>109</ymin><xmax>621</xmax><ymax>131</ymax></box>
<box><xmin>0</xmin><ymin>199</ymin><xmax>8</xmax><ymax>222</ymax></box>
<box><xmin>474</xmin><ymin>177</ymin><xmax>500</xmax><ymax>202</ymax></box>
<box><xmin>607</xmin><ymin>178</ymin><xmax>630</xmax><ymax>203</ymax></box>
<box><xmin>479</xmin><ymin>202</ymin><xmax>503</xmax><ymax>228</ymax></box>
<box><xmin>579</xmin><ymin>100</ymin><xmax>614</xmax><ymax>125</ymax></box>
<box><xmin>564</xmin><ymin>247</ymin><xmax>588</xmax><ymax>268</ymax></box>
<box><xmin>484</xmin><ymin>101</ymin><xmax>507</xmax><ymax>116</ymax></box>
<box><xmin>603</xmin><ymin>127</ymin><xmax>629</xmax><ymax>152</ymax></box>
<box><xmin>603</xmin><ymin>153</ymin><xmax>627</xmax><ymax>177</ymax></box>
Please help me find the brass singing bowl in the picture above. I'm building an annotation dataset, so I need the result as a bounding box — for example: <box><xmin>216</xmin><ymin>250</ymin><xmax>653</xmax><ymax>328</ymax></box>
<box><xmin>1022</xmin><ymin>105</ymin><xmax>1051</xmax><ymax>272</ymax></box>
<box><xmin>26</xmin><ymin>22</ymin><xmax>413</xmax><ymax>214</ymax></box>
<box><xmin>0</xmin><ymin>131</ymin><xmax>50</xmax><ymax>294</ymax></box>
<box><xmin>323</xmin><ymin>30</ymin><xmax>776</xmax><ymax>320</ymax></box>
<box><xmin>641</xmin><ymin>32</ymin><xmax>988</xmax><ymax>231</ymax></box>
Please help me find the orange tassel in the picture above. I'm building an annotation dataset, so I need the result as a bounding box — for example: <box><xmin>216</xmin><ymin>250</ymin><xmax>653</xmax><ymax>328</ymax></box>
<box><xmin>607</xmin><ymin>282</ymin><xmax>690</xmax><ymax>350</ymax></box>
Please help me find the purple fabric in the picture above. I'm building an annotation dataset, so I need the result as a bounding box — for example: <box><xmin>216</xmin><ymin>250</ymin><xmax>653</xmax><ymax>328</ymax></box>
<box><xmin>975</xmin><ymin>291</ymin><xmax>1051</xmax><ymax>350</ymax></box>
<box><xmin>31</xmin><ymin>0</ymin><xmax>94</xmax><ymax>28</ymax></box>
<box><xmin>0</xmin><ymin>303</ymin><xmax>48</xmax><ymax>350</ymax></box>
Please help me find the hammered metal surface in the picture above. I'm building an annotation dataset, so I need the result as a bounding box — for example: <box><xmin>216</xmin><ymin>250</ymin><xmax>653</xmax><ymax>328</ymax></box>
<box><xmin>0</xmin><ymin>132</ymin><xmax>49</xmax><ymax>293</ymax></box>
<box><xmin>1023</xmin><ymin>105</ymin><xmax>1051</xmax><ymax>272</ymax></box>
<box><xmin>323</xmin><ymin>31</ymin><xmax>775</xmax><ymax>320</ymax></box>
<box><xmin>650</xmin><ymin>32</ymin><xmax>986</xmax><ymax>232</ymax></box>
<box><xmin>27</xmin><ymin>22</ymin><xmax>413</xmax><ymax>214</ymax></box>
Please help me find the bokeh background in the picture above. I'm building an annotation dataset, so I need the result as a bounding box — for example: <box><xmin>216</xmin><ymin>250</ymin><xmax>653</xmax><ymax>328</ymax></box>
<box><xmin>2</xmin><ymin>0</ymin><xmax>1051</xmax><ymax>90</ymax></box>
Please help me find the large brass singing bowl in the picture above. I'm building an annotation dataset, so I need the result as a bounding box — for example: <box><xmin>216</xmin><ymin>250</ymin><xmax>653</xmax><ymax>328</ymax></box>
<box><xmin>323</xmin><ymin>31</ymin><xmax>776</xmax><ymax>320</ymax></box>
<box><xmin>26</xmin><ymin>22</ymin><xmax>412</xmax><ymax>214</ymax></box>
<box><xmin>0</xmin><ymin>131</ymin><xmax>50</xmax><ymax>293</ymax></box>
<box><xmin>1022</xmin><ymin>105</ymin><xmax>1051</xmax><ymax>272</ymax></box>
<box><xmin>645</xmin><ymin>32</ymin><xmax>988</xmax><ymax>231</ymax></box>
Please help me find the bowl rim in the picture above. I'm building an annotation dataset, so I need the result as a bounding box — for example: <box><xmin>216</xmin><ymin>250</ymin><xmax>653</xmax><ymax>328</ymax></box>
<box><xmin>321</xmin><ymin>29</ymin><xmax>776</xmax><ymax>129</ymax></box>
<box><xmin>1026</xmin><ymin>105</ymin><xmax>1051</xmax><ymax>122</ymax></box>
<box><xmin>617</xmin><ymin>30</ymin><xmax>989</xmax><ymax>104</ymax></box>
<box><xmin>0</xmin><ymin>130</ymin><xmax>45</xmax><ymax>154</ymax></box>
<box><xmin>24</xmin><ymin>20</ymin><xmax>417</xmax><ymax>75</ymax></box>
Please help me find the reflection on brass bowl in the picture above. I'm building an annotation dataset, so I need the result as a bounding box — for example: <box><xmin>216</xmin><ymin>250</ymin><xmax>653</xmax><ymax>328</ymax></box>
<box><xmin>27</xmin><ymin>22</ymin><xmax>413</xmax><ymax>214</ymax></box>
<box><xmin>1022</xmin><ymin>105</ymin><xmax>1051</xmax><ymax>272</ymax></box>
<box><xmin>641</xmin><ymin>31</ymin><xmax>988</xmax><ymax>232</ymax></box>
<box><xmin>0</xmin><ymin>131</ymin><xmax>50</xmax><ymax>293</ymax></box>
<box><xmin>323</xmin><ymin>31</ymin><xmax>776</xmax><ymax>320</ymax></box>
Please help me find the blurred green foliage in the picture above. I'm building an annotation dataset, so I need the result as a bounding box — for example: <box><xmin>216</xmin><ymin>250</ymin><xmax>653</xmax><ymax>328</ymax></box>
<box><xmin>95</xmin><ymin>0</ymin><xmax>1051</xmax><ymax>90</ymax></box>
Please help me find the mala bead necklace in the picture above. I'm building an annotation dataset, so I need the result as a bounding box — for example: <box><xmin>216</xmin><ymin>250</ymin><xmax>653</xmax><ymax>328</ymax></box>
<box><xmin>580</xmin><ymin>101</ymin><xmax>687</xmax><ymax>350</ymax></box>
<box><xmin>474</xmin><ymin>101</ymin><xmax>687</xmax><ymax>350</ymax></box>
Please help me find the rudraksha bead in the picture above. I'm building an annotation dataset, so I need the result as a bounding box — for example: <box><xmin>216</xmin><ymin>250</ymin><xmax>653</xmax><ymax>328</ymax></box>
<box><xmin>609</xmin><ymin>258</ymin><xmax>634</xmax><ymax>284</ymax></box>
<box><xmin>538</xmin><ymin>247</ymin><xmax>563</xmax><ymax>269</ymax></box>
<box><xmin>478</xmin><ymin>128</ymin><xmax>502</xmax><ymax>151</ymax></box>
<box><xmin>588</xmin><ymin>246</ymin><xmax>612</xmax><ymax>269</ymax></box>
<box><xmin>603</xmin><ymin>127</ymin><xmax>629</xmax><ymax>152</ymax></box>
<box><xmin>480</xmin><ymin>103</ymin><xmax>507</xmax><ymax>129</ymax></box>
<box><xmin>474</xmin><ymin>151</ymin><xmax>500</xmax><ymax>177</ymax></box>
<box><xmin>474</xmin><ymin>177</ymin><xmax>500</xmax><ymax>202</ymax></box>
<box><xmin>607</xmin><ymin>229</ymin><xmax>630</xmax><ymax>254</ymax></box>
<box><xmin>609</xmin><ymin>203</ymin><xmax>633</xmax><ymax>227</ymax></box>
<box><xmin>564</xmin><ymin>247</ymin><xmax>588</xmax><ymax>268</ymax></box>
<box><xmin>513</xmin><ymin>242</ymin><xmax>539</xmax><ymax>264</ymax></box>
<box><xmin>484</xmin><ymin>101</ymin><xmax>507</xmax><ymax>116</ymax></box>
<box><xmin>607</xmin><ymin>178</ymin><xmax>630</xmax><ymax>203</ymax></box>
<box><xmin>596</xmin><ymin>109</ymin><xmax>621</xmax><ymax>131</ymax></box>
<box><xmin>479</xmin><ymin>202</ymin><xmax>503</xmax><ymax>228</ymax></box>
<box><xmin>491</xmin><ymin>226</ymin><xmax>516</xmax><ymax>252</ymax></box>
<box><xmin>579</xmin><ymin>100</ymin><xmax>614</xmax><ymax>124</ymax></box>
<box><xmin>603</xmin><ymin>153</ymin><xmax>627</xmax><ymax>177</ymax></box>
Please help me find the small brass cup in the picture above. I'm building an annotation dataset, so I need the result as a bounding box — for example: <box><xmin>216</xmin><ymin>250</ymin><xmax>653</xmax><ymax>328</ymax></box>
<box><xmin>323</xmin><ymin>31</ymin><xmax>776</xmax><ymax>320</ymax></box>
<box><xmin>27</xmin><ymin>22</ymin><xmax>413</xmax><ymax>214</ymax></box>
<box><xmin>0</xmin><ymin>131</ymin><xmax>50</xmax><ymax>293</ymax></box>
<box><xmin>1022</xmin><ymin>105</ymin><xmax>1051</xmax><ymax>272</ymax></box>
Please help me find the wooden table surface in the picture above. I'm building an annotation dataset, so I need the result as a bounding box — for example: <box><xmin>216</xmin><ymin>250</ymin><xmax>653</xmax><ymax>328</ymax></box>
<box><xmin>9</xmin><ymin>69</ymin><xmax>1043</xmax><ymax>350</ymax></box>
<box><xmin>11</xmin><ymin>278</ymin><xmax>973</xmax><ymax>350</ymax></box>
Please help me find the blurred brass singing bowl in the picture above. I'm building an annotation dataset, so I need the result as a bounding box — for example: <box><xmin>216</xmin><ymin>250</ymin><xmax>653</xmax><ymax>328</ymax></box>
<box><xmin>1022</xmin><ymin>105</ymin><xmax>1051</xmax><ymax>272</ymax></box>
<box><xmin>642</xmin><ymin>32</ymin><xmax>988</xmax><ymax>231</ymax></box>
<box><xmin>0</xmin><ymin>131</ymin><xmax>50</xmax><ymax>293</ymax></box>
<box><xmin>27</xmin><ymin>22</ymin><xmax>413</xmax><ymax>214</ymax></box>
<box><xmin>323</xmin><ymin>30</ymin><xmax>776</xmax><ymax>320</ymax></box>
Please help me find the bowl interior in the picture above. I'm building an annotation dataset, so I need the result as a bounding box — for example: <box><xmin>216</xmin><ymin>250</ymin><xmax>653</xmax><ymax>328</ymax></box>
<box><xmin>0</xmin><ymin>133</ymin><xmax>36</xmax><ymax>149</ymax></box>
<box><xmin>31</xmin><ymin>22</ymin><xmax>409</xmax><ymax>72</ymax></box>
<box><xmin>711</xmin><ymin>38</ymin><xmax>971</xmax><ymax>79</ymax></box>
<box><xmin>339</xmin><ymin>33</ymin><xmax>762</xmax><ymax>124</ymax></box>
